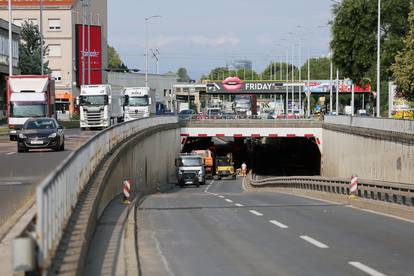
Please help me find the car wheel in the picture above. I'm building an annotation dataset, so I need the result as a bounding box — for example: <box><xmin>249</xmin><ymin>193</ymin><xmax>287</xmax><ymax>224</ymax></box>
<box><xmin>196</xmin><ymin>182</ymin><xmax>200</xmax><ymax>188</ymax></box>
<box><xmin>60</xmin><ymin>140</ymin><xmax>65</xmax><ymax>151</ymax></box>
<box><xmin>17</xmin><ymin>144</ymin><xmax>27</xmax><ymax>153</ymax></box>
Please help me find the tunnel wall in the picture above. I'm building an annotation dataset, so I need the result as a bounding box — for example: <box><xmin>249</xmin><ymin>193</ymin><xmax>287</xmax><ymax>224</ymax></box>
<box><xmin>322</xmin><ymin>126</ymin><xmax>414</xmax><ymax>184</ymax></box>
<box><xmin>98</xmin><ymin>126</ymin><xmax>181</xmax><ymax>217</ymax></box>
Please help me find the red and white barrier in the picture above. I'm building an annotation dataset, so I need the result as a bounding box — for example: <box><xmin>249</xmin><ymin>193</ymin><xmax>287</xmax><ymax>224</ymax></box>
<box><xmin>123</xmin><ymin>179</ymin><xmax>131</xmax><ymax>203</ymax></box>
<box><xmin>350</xmin><ymin>175</ymin><xmax>358</xmax><ymax>195</ymax></box>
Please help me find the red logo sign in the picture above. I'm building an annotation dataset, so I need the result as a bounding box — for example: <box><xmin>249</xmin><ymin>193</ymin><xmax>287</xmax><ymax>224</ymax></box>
<box><xmin>76</xmin><ymin>24</ymin><xmax>102</xmax><ymax>86</ymax></box>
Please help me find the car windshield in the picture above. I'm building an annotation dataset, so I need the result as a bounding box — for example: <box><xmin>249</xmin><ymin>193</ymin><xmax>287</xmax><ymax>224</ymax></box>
<box><xmin>10</xmin><ymin>102</ymin><xmax>46</xmax><ymax>118</ymax></box>
<box><xmin>24</xmin><ymin>120</ymin><xmax>56</xmax><ymax>130</ymax></box>
<box><xmin>180</xmin><ymin>158</ymin><xmax>202</xmax><ymax>166</ymax></box>
<box><xmin>128</xmin><ymin>96</ymin><xmax>149</xmax><ymax>106</ymax></box>
<box><xmin>80</xmin><ymin>95</ymin><xmax>108</xmax><ymax>106</ymax></box>
<box><xmin>216</xmin><ymin>157</ymin><xmax>229</xmax><ymax>166</ymax></box>
<box><xmin>180</xmin><ymin>110</ymin><xmax>194</xmax><ymax>115</ymax></box>
<box><xmin>208</xmin><ymin>109</ymin><xmax>220</xmax><ymax>115</ymax></box>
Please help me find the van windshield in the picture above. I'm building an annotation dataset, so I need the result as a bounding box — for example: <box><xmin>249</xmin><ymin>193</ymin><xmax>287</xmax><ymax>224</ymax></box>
<box><xmin>180</xmin><ymin>158</ymin><xmax>202</xmax><ymax>166</ymax></box>
<box><xmin>128</xmin><ymin>96</ymin><xmax>149</xmax><ymax>106</ymax></box>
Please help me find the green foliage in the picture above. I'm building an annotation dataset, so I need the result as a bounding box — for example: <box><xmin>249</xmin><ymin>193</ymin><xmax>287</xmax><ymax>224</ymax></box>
<box><xmin>300</xmin><ymin>57</ymin><xmax>343</xmax><ymax>80</ymax></box>
<box><xmin>18</xmin><ymin>22</ymin><xmax>50</xmax><ymax>75</ymax></box>
<box><xmin>201</xmin><ymin>67</ymin><xmax>260</xmax><ymax>81</ymax></box>
<box><xmin>261</xmin><ymin>62</ymin><xmax>296</xmax><ymax>80</ymax></box>
<box><xmin>391</xmin><ymin>3</ymin><xmax>414</xmax><ymax>101</ymax></box>
<box><xmin>177</xmin><ymin>67</ymin><xmax>191</xmax><ymax>82</ymax></box>
<box><xmin>330</xmin><ymin>0</ymin><xmax>411</xmax><ymax>86</ymax></box>
<box><xmin>108</xmin><ymin>45</ymin><xmax>128</xmax><ymax>70</ymax></box>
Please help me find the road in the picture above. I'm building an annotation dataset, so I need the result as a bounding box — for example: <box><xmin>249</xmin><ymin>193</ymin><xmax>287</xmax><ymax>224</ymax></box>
<box><xmin>137</xmin><ymin>178</ymin><xmax>414</xmax><ymax>276</ymax></box>
<box><xmin>0</xmin><ymin>129</ymin><xmax>96</xmax><ymax>226</ymax></box>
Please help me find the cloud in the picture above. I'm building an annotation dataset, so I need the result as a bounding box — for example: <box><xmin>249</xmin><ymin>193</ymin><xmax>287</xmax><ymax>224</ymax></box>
<box><xmin>256</xmin><ymin>33</ymin><xmax>274</xmax><ymax>46</ymax></box>
<box><xmin>152</xmin><ymin>34</ymin><xmax>240</xmax><ymax>48</ymax></box>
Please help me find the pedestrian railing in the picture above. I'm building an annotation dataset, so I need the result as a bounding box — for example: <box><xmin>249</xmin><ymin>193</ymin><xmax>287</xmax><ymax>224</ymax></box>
<box><xmin>249</xmin><ymin>176</ymin><xmax>414</xmax><ymax>207</ymax></box>
<box><xmin>36</xmin><ymin>116</ymin><xmax>178</xmax><ymax>267</ymax></box>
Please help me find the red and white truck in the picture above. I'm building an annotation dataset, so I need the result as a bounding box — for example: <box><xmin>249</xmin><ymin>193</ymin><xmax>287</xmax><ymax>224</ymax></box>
<box><xmin>7</xmin><ymin>75</ymin><xmax>56</xmax><ymax>141</ymax></box>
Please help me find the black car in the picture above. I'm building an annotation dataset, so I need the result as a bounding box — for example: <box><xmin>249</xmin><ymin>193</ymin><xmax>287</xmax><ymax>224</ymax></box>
<box><xmin>17</xmin><ymin>118</ymin><xmax>65</xmax><ymax>152</ymax></box>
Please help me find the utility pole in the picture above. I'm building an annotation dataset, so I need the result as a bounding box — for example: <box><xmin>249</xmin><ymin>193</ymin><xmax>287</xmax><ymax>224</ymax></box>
<box><xmin>87</xmin><ymin>0</ymin><xmax>91</xmax><ymax>84</ymax></box>
<box><xmin>336</xmin><ymin>69</ymin><xmax>339</xmax><ymax>114</ymax></box>
<box><xmin>40</xmin><ymin>0</ymin><xmax>44</xmax><ymax>75</ymax></box>
<box><xmin>145</xmin><ymin>15</ymin><xmax>161</xmax><ymax>87</ymax></box>
<box><xmin>150</xmin><ymin>48</ymin><xmax>160</xmax><ymax>74</ymax></box>
<box><xmin>81</xmin><ymin>0</ymin><xmax>86</xmax><ymax>86</ymax></box>
<box><xmin>376</xmin><ymin>0</ymin><xmax>381</xmax><ymax>117</ymax></box>
<box><xmin>307</xmin><ymin>48</ymin><xmax>311</xmax><ymax>118</ymax></box>
<box><xmin>329</xmin><ymin>53</ymin><xmax>333</xmax><ymax>113</ymax></box>
<box><xmin>286</xmin><ymin>49</ymin><xmax>289</xmax><ymax>117</ymax></box>
<box><xmin>8</xmin><ymin>0</ymin><xmax>12</xmax><ymax>76</ymax></box>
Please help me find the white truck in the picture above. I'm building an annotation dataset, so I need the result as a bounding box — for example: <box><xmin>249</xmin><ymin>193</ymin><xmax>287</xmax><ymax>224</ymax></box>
<box><xmin>7</xmin><ymin>75</ymin><xmax>55</xmax><ymax>141</ymax></box>
<box><xmin>78</xmin><ymin>85</ymin><xmax>123</xmax><ymax>130</ymax></box>
<box><xmin>123</xmin><ymin>87</ymin><xmax>155</xmax><ymax>121</ymax></box>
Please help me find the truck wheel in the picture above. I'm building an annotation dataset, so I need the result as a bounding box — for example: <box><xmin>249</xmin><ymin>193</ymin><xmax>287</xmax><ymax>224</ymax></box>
<box><xmin>17</xmin><ymin>145</ymin><xmax>27</xmax><ymax>153</ymax></box>
<box><xmin>10</xmin><ymin>136</ymin><xmax>16</xmax><ymax>141</ymax></box>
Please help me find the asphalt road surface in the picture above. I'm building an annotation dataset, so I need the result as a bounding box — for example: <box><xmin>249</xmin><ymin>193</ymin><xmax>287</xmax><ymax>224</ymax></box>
<box><xmin>0</xmin><ymin>129</ymin><xmax>96</xmax><ymax>226</ymax></box>
<box><xmin>137</xmin><ymin>178</ymin><xmax>414</xmax><ymax>276</ymax></box>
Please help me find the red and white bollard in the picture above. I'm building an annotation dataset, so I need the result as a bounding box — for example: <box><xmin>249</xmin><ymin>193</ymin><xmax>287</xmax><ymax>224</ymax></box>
<box><xmin>350</xmin><ymin>175</ymin><xmax>358</xmax><ymax>198</ymax></box>
<box><xmin>123</xmin><ymin>179</ymin><xmax>131</xmax><ymax>204</ymax></box>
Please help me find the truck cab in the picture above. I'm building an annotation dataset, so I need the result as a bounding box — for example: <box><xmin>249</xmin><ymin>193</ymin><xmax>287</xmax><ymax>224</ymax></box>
<box><xmin>123</xmin><ymin>87</ymin><xmax>154</xmax><ymax>121</ymax></box>
<box><xmin>7</xmin><ymin>76</ymin><xmax>55</xmax><ymax>141</ymax></box>
<box><xmin>175</xmin><ymin>154</ymin><xmax>205</xmax><ymax>187</ymax></box>
<box><xmin>214</xmin><ymin>153</ymin><xmax>236</xmax><ymax>180</ymax></box>
<box><xmin>79</xmin><ymin>85</ymin><xmax>123</xmax><ymax>130</ymax></box>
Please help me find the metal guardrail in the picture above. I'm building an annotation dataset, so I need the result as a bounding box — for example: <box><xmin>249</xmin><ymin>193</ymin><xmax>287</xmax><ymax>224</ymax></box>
<box><xmin>250</xmin><ymin>176</ymin><xmax>414</xmax><ymax>207</ymax></box>
<box><xmin>324</xmin><ymin>115</ymin><xmax>414</xmax><ymax>134</ymax></box>
<box><xmin>35</xmin><ymin>116</ymin><xmax>178</xmax><ymax>267</ymax></box>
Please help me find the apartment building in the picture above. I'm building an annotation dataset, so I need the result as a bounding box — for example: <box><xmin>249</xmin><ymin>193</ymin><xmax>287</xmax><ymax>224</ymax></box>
<box><xmin>0</xmin><ymin>0</ymin><xmax>108</xmax><ymax>116</ymax></box>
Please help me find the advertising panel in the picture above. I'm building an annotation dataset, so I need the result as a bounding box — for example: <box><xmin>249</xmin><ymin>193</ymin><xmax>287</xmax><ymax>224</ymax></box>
<box><xmin>76</xmin><ymin>24</ymin><xmax>102</xmax><ymax>86</ymax></box>
<box><xmin>207</xmin><ymin>77</ymin><xmax>370</xmax><ymax>94</ymax></box>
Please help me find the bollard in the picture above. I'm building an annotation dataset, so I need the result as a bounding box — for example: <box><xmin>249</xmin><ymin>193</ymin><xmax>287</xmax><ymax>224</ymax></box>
<box><xmin>122</xmin><ymin>179</ymin><xmax>132</xmax><ymax>205</ymax></box>
<box><xmin>349</xmin><ymin>175</ymin><xmax>358</xmax><ymax>199</ymax></box>
<box><xmin>13</xmin><ymin>237</ymin><xmax>35</xmax><ymax>272</ymax></box>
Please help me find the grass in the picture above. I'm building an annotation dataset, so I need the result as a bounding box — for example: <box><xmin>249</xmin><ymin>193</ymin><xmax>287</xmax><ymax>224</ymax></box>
<box><xmin>0</xmin><ymin>127</ymin><xmax>8</xmax><ymax>136</ymax></box>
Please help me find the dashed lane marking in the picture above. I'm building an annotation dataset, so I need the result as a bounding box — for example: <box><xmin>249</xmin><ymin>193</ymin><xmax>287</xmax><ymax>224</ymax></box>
<box><xmin>6</xmin><ymin>152</ymin><xmax>15</xmax><ymax>155</ymax></box>
<box><xmin>269</xmin><ymin>220</ymin><xmax>289</xmax><ymax>229</ymax></box>
<box><xmin>235</xmin><ymin>203</ymin><xmax>244</xmax><ymax>207</ymax></box>
<box><xmin>249</xmin><ymin>210</ymin><xmax>263</xmax><ymax>216</ymax></box>
<box><xmin>218</xmin><ymin>195</ymin><xmax>225</xmax><ymax>198</ymax></box>
<box><xmin>299</xmin><ymin>235</ymin><xmax>329</xmax><ymax>249</ymax></box>
<box><xmin>225</xmin><ymin>199</ymin><xmax>233</xmax><ymax>203</ymax></box>
<box><xmin>348</xmin><ymin>262</ymin><xmax>386</xmax><ymax>276</ymax></box>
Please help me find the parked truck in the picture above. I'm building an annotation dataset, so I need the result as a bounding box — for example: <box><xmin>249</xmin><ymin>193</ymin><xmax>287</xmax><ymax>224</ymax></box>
<box><xmin>214</xmin><ymin>152</ymin><xmax>236</xmax><ymax>180</ymax></box>
<box><xmin>235</xmin><ymin>95</ymin><xmax>257</xmax><ymax>117</ymax></box>
<box><xmin>192</xmin><ymin>149</ymin><xmax>214</xmax><ymax>178</ymax></box>
<box><xmin>78</xmin><ymin>85</ymin><xmax>123</xmax><ymax>130</ymax></box>
<box><xmin>7</xmin><ymin>75</ymin><xmax>55</xmax><ymax>141</ymax></box>
<box><xmin>123</xmin><ymin>87</ymin><xmax>155</xmax><ymax>121</ymax></box>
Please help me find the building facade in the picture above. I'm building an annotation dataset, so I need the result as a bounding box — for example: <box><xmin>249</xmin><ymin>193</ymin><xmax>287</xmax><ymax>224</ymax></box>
<box><xmin>0</xmin><ymin>0</ymin><xmax>108</xmax><ymax>116</ymax></box>
<box><xmin>0</xmin><ymin>18</ymin><xmax>19</xmax><ymax>119</ymax></box>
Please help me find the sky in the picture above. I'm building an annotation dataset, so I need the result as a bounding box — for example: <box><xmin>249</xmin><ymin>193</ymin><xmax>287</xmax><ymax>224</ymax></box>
<box><xmin>108</xmin><ymin>0</ymin><xmax>335</xmax><ymax>79</ymax></box>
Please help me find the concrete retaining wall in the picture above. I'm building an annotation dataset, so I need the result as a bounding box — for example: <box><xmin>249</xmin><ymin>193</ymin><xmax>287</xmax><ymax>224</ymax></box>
<box><xmin>322</xmin><ymin>128</ymin><xmax>414</xmax><ymax>184</ymax></box>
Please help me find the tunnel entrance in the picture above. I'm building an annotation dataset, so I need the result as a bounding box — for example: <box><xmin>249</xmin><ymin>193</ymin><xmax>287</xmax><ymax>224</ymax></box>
<box><xmin>181</xmin><ymin>136</ymin><xmax>321</xmax><ymax>177</ymax></box>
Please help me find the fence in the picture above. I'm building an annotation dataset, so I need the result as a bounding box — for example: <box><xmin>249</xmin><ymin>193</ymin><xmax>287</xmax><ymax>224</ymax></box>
<box><xmin>250</xmin><ymin>176</ymin><xmax>414</xmax><ymax>207</ymax></box>
<box><xmin>36</xmin><ymin>116</ymin><xmax>178</xmax><ymax>267</ymax></box>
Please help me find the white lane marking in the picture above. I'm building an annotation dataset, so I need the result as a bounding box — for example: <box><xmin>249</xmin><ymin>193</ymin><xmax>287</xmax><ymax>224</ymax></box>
<box><xmin>269</xmin><ymin>220</ymin><xmax>289</xmax><ymax>229</ymax></box>
<box><xmin>218</xmin><ymin>195</ymin><xmax>225</xmax><ymax>198</ymax></box>
<box><xmin>249</xmin><ymin>210</ymin><xmax>263</xmax><ymax>216</ymax></box>
<box><xmin>225</xmin><ymin>199</ymin><xmax>233</xmax><ymax>203</ymax></box>
<box><xmin>6</xmin><ymin>152</ymin><xmax>15</xmax><ymax>156</ymax></box>
<box><xmin>204</xmin><ymin>180</ymin><xmax>215</xmax><ymax>193</ymax></box>
<box><xmin>0</xmin><ymin>181</ymin><xmax>23</xmax><ymax>186</ymax></box>
<box><xmin>235</xmin><ymin>203</ymin><xmax>244</xmax><ymax>207</ymax></box>
<box><xmin>300</xmin><ymin>235</ymin><xmax>329</xmax><ymax>248</ymax></box>
<box><xmin>151</xmin><ymin>231</ymin><xmax>176</xmax><ymax>276</ymax></box>
<box><xmin>348</xmin><ymin>262</ymin><xmax>386</xmax><ymax>276</ymax></box>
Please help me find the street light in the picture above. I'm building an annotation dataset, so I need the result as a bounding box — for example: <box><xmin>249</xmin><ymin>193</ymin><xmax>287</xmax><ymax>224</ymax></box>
<box><xmin>145</xmin><ymin>15</ymin><xmax>161</xmax><ymax>88</ymax></box>
<box><xmin>8</xmin><ymin>0</ymin><xmax>12</xmax><ymax>76</ymax></box>
<box><xmin>376</xmin><ymin>0</ymin><xmax>381</xmax><ymax>117</ymax></box>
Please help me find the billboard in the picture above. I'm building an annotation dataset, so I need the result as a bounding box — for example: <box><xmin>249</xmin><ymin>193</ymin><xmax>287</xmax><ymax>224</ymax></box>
<box><xmin>207</xmin><ymin>77</ymin><xmax>371</xmax><ymax>94</ymax></box>
<box><xmin>302</xmin><ymin>80</ymin><xmax>371</xmax><ymax>93</ymax></box>
<box><xmin>76</xmin><ymin>24</ymin><xmax>102</xmax><ymax>86</ymax></box>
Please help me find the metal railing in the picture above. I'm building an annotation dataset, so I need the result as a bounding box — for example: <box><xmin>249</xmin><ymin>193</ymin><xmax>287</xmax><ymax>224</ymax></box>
<box><xmin>250</xmin><ymin>176</ymin><xmax>414</xmax><ymax>207</ymax></box>
<box><xmin>36</xmin><ymin>116</ymin><xmax>178</xmax><ymax>266</ymax></box>
<box><xmin>324</xmin><ymin>115</ymin><xmax>414</xmax><ymax>134</ymax></box>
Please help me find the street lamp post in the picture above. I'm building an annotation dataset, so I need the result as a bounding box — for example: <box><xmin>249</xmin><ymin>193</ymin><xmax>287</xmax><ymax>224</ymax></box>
<box><xmin>8</xmin><ymin>0</ymin><xmax>12</xmax><ymax>76</ymax></box>
<box><xmin>40</xmin><ymin>0</ymin><xmax>44</xmax><ymax>75</ymax></box>
<box><xmin>376</xmin><ymin>0</ymin><xmax>381</xmax><ymax>117</ymax></box>
<box><xmin>145</xmin><ymin>15</ymin><xmax>161</xmax><ymax>88</ymax></box>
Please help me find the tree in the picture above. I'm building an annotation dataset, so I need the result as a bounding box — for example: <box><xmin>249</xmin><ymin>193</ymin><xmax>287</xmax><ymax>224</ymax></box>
<box><xmin>331</xmin><ymin>0</ymin><xmax>411</xmax><ymax>85</ymax></box>
<box><xmin>391</xmin><ymin>3</ymin><xmax>414</xmax><ymax>101</ymax></box>
<box><xmin>177</xmin><ymin>67</ymin><xmax>191</xmax><ymax>82</ymax></box>
<box><xmin>18</xmin><ymin>22</ymin><xmax>50</xmax><ymax>75</ymax></box>
<box><xmin>300</xmin><ymin>57</ymin><xmax>344</xmax><ymax>80</ymax></box>
<box><xmin>262</xmin><ymin>62</ymin><xmax>296</xmax><ymax>80</ymax></box>
<box><xmin>108</xmin><ymin>45</ymin><xmax>128</xmax><ymax>70</ymax></box>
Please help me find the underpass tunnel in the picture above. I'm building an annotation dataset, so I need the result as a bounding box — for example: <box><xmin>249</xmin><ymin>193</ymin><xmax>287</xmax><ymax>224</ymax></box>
<box><xmin>181</xmin><ymin>136</ymin><xmax>321</xmax><ymax>177</ymax></box>
<box><xmin>249</xmin><ymin>137</ymin><xmax>321</xmax><ymax>176</ymax></box>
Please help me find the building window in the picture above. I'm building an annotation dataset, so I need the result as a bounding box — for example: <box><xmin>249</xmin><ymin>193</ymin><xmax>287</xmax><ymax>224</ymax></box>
<box><xmin>48</xmin><ymin>44</ymin><xmax>61</xmax><ymax>57</ymax></box>
<box><xmin>13</xmin><ymin>19</ymin><xmax>23</xmax><ymax>27</ymax></box>
<box><xmin>51</xmin><ymin>70</ymin><xmax>62</xmax><ymax>81</ymax></box>
<box><xmin>164</xmin><ymin>89</ymin><xmax>167</xmax><ymax>97</ymax></box>
<box><xmin>48</xmin><ymin>19</ymin><xmax>61</xmax><ymax>31</ymax></box>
